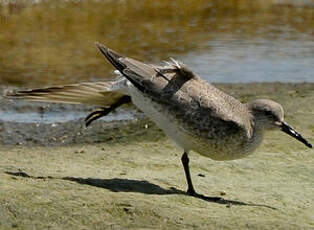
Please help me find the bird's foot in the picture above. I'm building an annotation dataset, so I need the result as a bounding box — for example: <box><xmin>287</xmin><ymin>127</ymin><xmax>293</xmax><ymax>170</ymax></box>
<box><xmin>85</xmin><ymin>107</ymin><xmax>110</xmax><ymax>127</ymax></box>
<box><xmin>186</xmin><ymin>189</ymin><xmax>223</xmax><ymax>202</ymax></box>
<box><xmin>187</xmin><ymin>188</ymin><xmax>197</xmax><ymax>196</ymax></box>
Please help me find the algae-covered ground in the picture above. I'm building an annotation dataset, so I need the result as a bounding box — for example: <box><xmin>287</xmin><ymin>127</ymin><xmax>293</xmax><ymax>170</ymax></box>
<box><xmin>0</xmin><ymin>83</ymin><xmax>313</xmax><ymax>229</ymax></box>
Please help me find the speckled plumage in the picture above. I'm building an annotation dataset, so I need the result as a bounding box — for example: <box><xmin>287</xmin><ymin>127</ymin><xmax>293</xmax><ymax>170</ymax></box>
<box><xmin>98</xmin><ymin>45</ymin><xmax>261</xmax><ymax>160</ymax></box>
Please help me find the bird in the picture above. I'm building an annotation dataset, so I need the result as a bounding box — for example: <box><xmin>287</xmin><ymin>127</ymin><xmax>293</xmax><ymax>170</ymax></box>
<box><xmin>4</xmin><ymin>42</ymin><xmax>312</xmax><ymax>197</ymax></box>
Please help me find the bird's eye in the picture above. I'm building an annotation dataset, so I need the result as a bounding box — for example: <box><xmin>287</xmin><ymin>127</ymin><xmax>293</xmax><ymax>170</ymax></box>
<box><xmin>264</xmin><ymin>111</ymin><xmax>272</xmax><ymax>116</ymax></box>
<box><xmin>264</xmin><ymin>110</ymin><xmax>273</xmax><ymax>117</ymax></box>
<box><xmin>264</xmin><ymin>110</ymin><xmax>278</xmax><ymax>121</ymax></box>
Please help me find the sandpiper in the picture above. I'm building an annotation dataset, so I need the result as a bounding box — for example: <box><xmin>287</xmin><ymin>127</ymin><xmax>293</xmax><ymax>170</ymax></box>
<box><xmin>4</xmin><ymin>43</ymin><xmax>312</xmax><ymax>197</ymax></box>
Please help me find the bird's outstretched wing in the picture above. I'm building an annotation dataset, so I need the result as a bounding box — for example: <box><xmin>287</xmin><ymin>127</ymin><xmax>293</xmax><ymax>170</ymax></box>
<box><xmin>4</xmin><ymin>81</ymin><xmax>124</xmax><ymax>107</ymax></box>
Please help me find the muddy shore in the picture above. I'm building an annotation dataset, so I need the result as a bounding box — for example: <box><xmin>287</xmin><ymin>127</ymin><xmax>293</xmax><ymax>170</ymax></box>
<box><xmin>0</xmin><ymin>83</ymin><xmax>313</xmax><ymax>229</ymax></box>
<box><xmin>1</xmin><ymin>82</ymin><xmax>313</xmax><ymax>146</ymax></box>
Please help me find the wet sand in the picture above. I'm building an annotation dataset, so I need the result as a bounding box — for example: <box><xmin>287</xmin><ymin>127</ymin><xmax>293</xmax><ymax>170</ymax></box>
<box><xmin>0</xmin><ymin>83</ymin><xmax>313</xmax><ymax>229</ymax></box>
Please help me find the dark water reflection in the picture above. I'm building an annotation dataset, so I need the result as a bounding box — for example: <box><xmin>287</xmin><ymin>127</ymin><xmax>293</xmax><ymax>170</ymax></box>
<box><xmin>0</xmin><ymin>0</ymin><xmax>313</xmax><ymax>87</ymax></box>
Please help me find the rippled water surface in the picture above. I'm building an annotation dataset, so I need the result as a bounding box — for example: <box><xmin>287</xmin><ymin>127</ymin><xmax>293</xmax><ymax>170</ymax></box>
<box><xmin>183</xmin><ymin>37</ymin><xmax>314</xmax><ymax>82</ymax></box>
<box><xmin>0</xmin><ymin>0</ymin><xmax>313</xmax><ymax>87</ymax></box>
<box><xmin>0</xmin><ymin>109</ymin><xmax>135</xmax><ymax>123</ymax></box>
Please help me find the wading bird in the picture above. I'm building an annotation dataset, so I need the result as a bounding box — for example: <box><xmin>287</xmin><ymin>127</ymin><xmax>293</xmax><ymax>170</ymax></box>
<box><xmin>4</xmin><ymin>43</ymin><xmax>312</xmax><ymax>197</ymax></box>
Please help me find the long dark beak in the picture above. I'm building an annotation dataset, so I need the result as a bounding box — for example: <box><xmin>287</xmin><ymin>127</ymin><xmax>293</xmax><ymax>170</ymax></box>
<box><xmin>281</xmin><ymin>121</ymin><xmax>312</xmax><ymax>148</ymax></box>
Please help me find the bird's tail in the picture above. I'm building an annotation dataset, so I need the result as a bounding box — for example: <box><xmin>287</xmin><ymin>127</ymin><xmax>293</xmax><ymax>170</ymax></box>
<box><xmin>3</xmin><ymin>81</ymin><xmax>125</xmax><ymax>107</ymax></box>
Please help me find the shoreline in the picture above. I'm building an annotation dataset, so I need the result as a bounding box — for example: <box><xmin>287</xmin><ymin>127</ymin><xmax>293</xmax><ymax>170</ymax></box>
<box><xmin>0</xmin><ymin>82</ymin><xmax>313</xmax><ymax>229</ymax></box>
<box><xmin>1</xmin><ymin>82</ymin><xmax>313</xmax><ymax>146</ymax></box>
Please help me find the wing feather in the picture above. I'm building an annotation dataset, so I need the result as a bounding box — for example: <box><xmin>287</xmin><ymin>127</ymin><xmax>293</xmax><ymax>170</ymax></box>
<box><xmin>4</xmin><ymin>81</ymin><xmax>124</xmax><ymax>107</ymax></box>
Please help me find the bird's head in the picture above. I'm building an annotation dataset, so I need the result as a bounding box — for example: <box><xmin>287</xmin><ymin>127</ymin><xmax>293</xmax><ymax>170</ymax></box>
<box><xmin>247</xmin><ymin>99</ymin><xmax>312</xmax><ymax>148</ymax></box>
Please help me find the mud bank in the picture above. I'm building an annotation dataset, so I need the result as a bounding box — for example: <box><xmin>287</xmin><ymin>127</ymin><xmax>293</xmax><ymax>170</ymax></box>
<box><xmin>0</xmin><ymin>83</ymin><xmax>313</xmax><ymax>229</ymax></box>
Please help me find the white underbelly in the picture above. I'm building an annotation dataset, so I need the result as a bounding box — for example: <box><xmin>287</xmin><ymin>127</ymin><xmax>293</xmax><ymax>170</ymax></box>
<box><xmin>128</xmin><ymin>86</ymin><xmax>194</xmax><ymax>152</ymax></box>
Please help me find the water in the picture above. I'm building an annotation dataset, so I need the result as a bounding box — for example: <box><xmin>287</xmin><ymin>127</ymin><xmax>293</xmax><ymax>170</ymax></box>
<box><xmin>0</xmin><ymin>99</ymin><xmax>136</xmax><ymax>124</ymax></box>
<box><xmin>0</xmin><ymin>109</ymin><xmax>135</xmax><ymax>124</ymax></box>
<box><xmin>0</xmin><ymin>0</ymin><xmax>313</xmax><ymax>87</ymax></box>
<box><xmin>0</xmin><ymin>0</ymin><xmax>313</xmax><ymax>124</ymax></box>
<box><xmin>182</xmin><ymin>37</ymin><xmax>314</xmax><ymax>82</ymax></box>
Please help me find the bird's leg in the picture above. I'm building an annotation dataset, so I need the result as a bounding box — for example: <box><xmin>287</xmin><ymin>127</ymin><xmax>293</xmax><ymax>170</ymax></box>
<box><xmin>85</xmin><ymin>107</ymin><xmax>111</xmax><ymax>127</ymax></box>
<box><xmin>181</xmin><ymin>152</ymin><xmax>196</xmax><ymax>196</ymax></box>
<box><xmin>85</xmin><ymin>96</ymin><xmax>131</xmax><ymax>127</ymax></box>
<box><xmin>154</xmin><ymin>68</ymin><xmax>171</xmax><ymax>82</ymax></box>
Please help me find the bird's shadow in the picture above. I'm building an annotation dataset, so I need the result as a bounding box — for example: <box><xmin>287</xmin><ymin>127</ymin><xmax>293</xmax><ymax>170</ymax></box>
<box><xmin>5</xmin><ymin>171</ymin><xmax>276</xmax><ymax>210</ymax></box>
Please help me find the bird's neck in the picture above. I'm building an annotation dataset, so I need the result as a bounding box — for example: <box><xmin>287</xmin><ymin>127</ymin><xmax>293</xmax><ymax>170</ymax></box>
<box><xmin>247</xmin><ymin>117</ymin><xmax>265</xmax><ymax>150</ymax></box>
